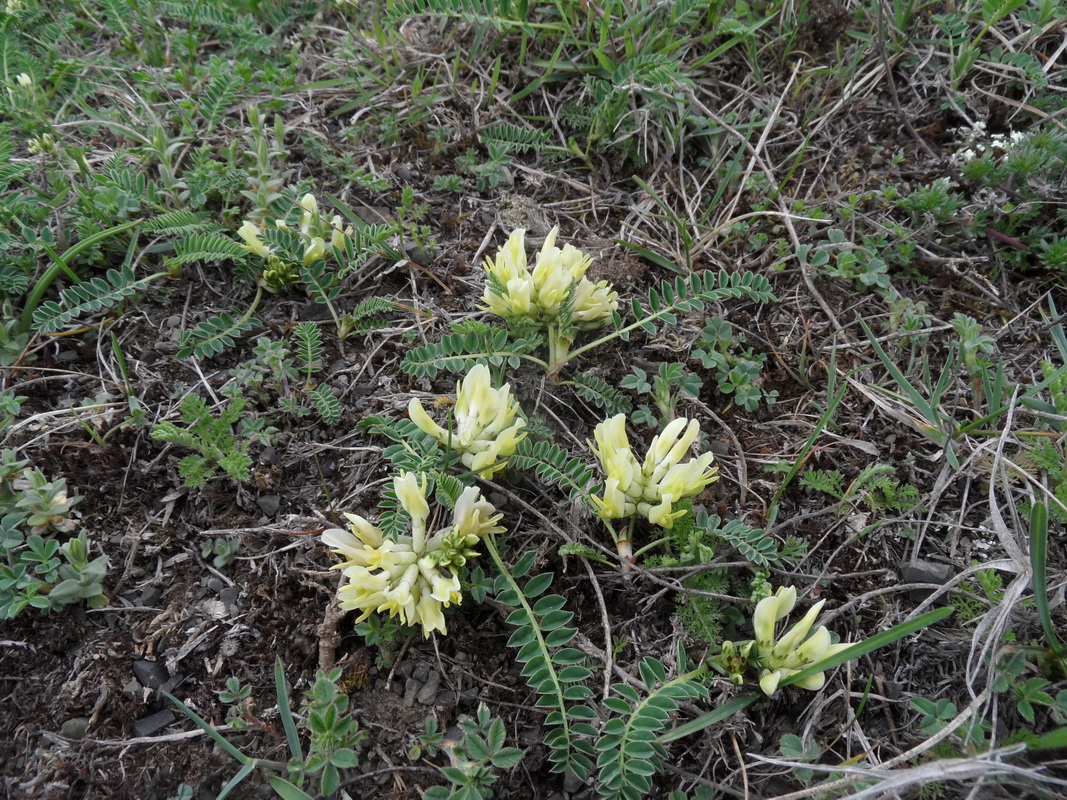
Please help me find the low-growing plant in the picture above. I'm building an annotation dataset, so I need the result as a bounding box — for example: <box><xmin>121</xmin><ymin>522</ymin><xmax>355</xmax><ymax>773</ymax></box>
<box><xmin>168</xmin><ymin>657</ymin><xmax>367</xmax><ymax>800</ymax></box>
<box><xmin>619</xmin><ymin>362</ymin><xmax>702</xmax><ymax>428</ymax></box>
<box><xmin>800</xmin><ymin>463</ymin><xmax>920</xmax><ymax>514</ymax></box>
<box><xmin>0</xmin><ymin>449</ymin><xmax>104</xmax><ymax>618</ymax></box>
<box><xmin>202</xmin><ymin>537</ymin><xmax>241</xmax><ymax>569</ymax></box>
<box><xmin>403</xmin><ymin>228</ymin><xmax>775</xmax><ymax>380</ymax></box>
<box><xmin>691</xmin><ymin>316</ymin><xmax>778</xmax><ymax>411</ymax></box>
<box><xmin>425</xmin><ymin>703</ymin><xmax>524</xmax><ymax>800</ymax></box>
<box><xmin>150</xmin><ymin>394</ymin><xmax>254</xmax><ymax>488</ymax></box>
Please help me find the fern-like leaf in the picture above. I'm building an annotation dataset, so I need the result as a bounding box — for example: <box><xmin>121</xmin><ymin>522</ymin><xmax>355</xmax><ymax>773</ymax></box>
<box><xmin>402</xmin><ymin>328</ymin><xmax>539</xmax><ymax>378</ymax></box>
<box><xmin>349</xmin><ymin>295</ymin><xmax>396</xmax><ymax>321</ymax></box>
<box><xmin>308</xmin><ymin>384</ymin><xmax>341</xmax><ymax>426</ymax></box>
<box><xmin>168</xmin><ymin>233</ymin><xmax>247</xmax><ymax>266</ymax></box>
<box><xmin>567</xmin><ymin>374</ymin><xmax>633</xmax><ymax>415</ymax></box>
<box><xmin>480</xmin><ymin>123</ymin><xmax>549</xmax><ymax>153</ymax></box>
<box><xmin>177</xmin><ymin>309</ymin><xmax>259</xmax><ymax>359</ymax></box>
<box><xmin>143</xmin><ymin>210</ymin><xmax>218</xmax><ymax>236</ymax></box>
<box><xmin>300</xmin><ymin>260</ymin><xmax>341</xmax><ymax>303</ymax></box>
<box><xmin>597</xmin><ymin>659</ymin><xmax>708</xmax><ymax>800</ymax></box>
<box><xmin>334</xmin><ymin>222</ymin><xmax>400</xmax><ymax>275</ymax></box>
<box><xmin>491</xmin><ymin>552</ymin><xmax>597</xmax><ymax>781</ymax></box>
<box><xmin>340</xmin><ymin>295</ymin><xmax>395</xmax><ymax>337</ymax></box>
<box><xmin>293</xmin><ymin>321</ymin><xmax>324</xmax><ymax>382</ymax></box>
<box><xmin>32</xmin><ymin>266</ymin><xmax>165</xmax><ymax>333</ymax></box>
<box><xmin>356</xmin><ymin>414</ymin><xmax>455</xmax><ymax>473</ymax></box>
<box><xmin>386</xmin><ymin>0</ymin><xmax>530</xmax><ymax>31</ymax></box>
<box><xmin>199</xmin><ymin>71</ymin><xmax>241</xmax><ymax>134</ymax></box>
<box><xmin>695</xmin><ymin>511</ymin><xmax>778</xmax><ymax>567</ymax></box>
<box><xmin>510</xmin><ymin>439</ymin><xmax>600</xmax><ymax>502</ymax></box>
<box><xmin>616</xmin><ymin>270</ymin><xmax>776</xmax><ymax>342</ymax></box>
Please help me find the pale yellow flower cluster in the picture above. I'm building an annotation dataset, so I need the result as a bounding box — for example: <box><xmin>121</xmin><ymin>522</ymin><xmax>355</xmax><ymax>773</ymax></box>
<box><xmin>751</xmin><ymin>586</ymin><xmax>853</xmax><ymax>696</ymax></box>
<box><xmin>322</xmin><ymin>472</ymin><xmax>504</xmax><ymax>637</ymax></box>
<box><xmin>408</xmin><ymin>364</ymin><xmax>526</xmax><ymax>479</ymax></box>
<box><xmin>237</xmin><ymin>194</ymin><xmax>353</xmax><ymax>289</ymax></box>
<box><xmin>482</xmin><ymin>227</ymin><xmax>618</xmax><ymax>329</ymax></box>
<box><xmin>588</xmin><ymin>414</ymin><xmax>718</xmax><ymax>529</ymax></box>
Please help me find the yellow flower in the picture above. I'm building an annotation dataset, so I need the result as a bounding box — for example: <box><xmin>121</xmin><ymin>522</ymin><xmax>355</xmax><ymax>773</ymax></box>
<box><xmin>589</xmin><ymin>415</ymin><xmax>718</xmax><ymax>528</ymax></box>
<box><xmin>329</xmin><ymin>215</ymin><xmax>352</xmax><ymax>251</ymax></box>
<box><xmin>481</xmin><ymin>226</ymin><xmax>617</xmax><ymax>329</ymax></box>
<box><xmin>237</xmin><ymin>221</ymin><xmax>271</xmax><ymax>258</ymax></box>
<box><xmin>572</xmin><ymin>278</ymin><xmax>619</xmax><ymax>329</ymax></box>
<box><xmin>751</xmin><ymin>586</ymin><xmax>854</xmax><ymax>696</ymax></box>
<box><xmin>299</xmin><ymin>193</ymin><xmax>319</xmax><ymax>224</ymax></box>
<box><xmin>321</xmin><ymin>512</ymin><xmax>385</xmax><ymax>569</ymax></box>
<box><xmin>482</xmin><ymin>229</ymin><xmax>535</xmax><ymax>318</ymax></box>
<box><xmin>408</xmin><ymin>364</ymin><xmax>526</xmax><ymax>479</ymax></box>
<box><xmin>303</xmin><ymin>236</ymin><xmax>326</xmax><ymax>265</ymax></box>
<box><xmin>324</xmin><ymin>474</ymin><xmax>504</xmax><ymax>637</ymax></box>
<box><xmin>752</xmin><ymin>586</ymin><xmax>797</xmax><ymax>649</ymax></box>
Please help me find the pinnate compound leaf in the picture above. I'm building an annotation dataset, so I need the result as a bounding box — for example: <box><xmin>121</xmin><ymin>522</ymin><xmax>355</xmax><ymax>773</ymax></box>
<box><xmin>33</xmin><ymin>266</ymin><xmax>163</xmax><ymax>333</ymax></box>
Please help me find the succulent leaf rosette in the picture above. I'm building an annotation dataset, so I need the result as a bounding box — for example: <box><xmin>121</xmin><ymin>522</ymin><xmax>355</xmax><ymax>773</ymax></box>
<box><xmin>322</xmin><ymin>472</ymin><xmax>504</xmax><ymax>637</ymax></box>
<box><xmin>589</xmin><ymin>414</ymin><xmax>718</xmax><ymax>531</ymax></box>
<box><xmin>408</xmin><ymin>364</ymin><xmax>527</xmax><ymax>479</ymax></box>
<box><xmin>481</xmin><ymin>227</ymin><xmax>618</xmax><ymax>374</ymax></box>
<box><xmin>712</xmin><ymin>586</ymin><xmax>855</xmax><ymax>696</ymax></box>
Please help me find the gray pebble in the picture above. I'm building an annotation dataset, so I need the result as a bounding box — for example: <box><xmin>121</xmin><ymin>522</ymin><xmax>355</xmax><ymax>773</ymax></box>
<box><xmin>257</xmin><ymin>494</ymin><xmax>280</xmax><ymax>517</ymax></box>
<box><xmin>902</xmin><ymin>560</ymin><xmax>954</xmax><ymax>601</ymax></box>
<box><xmin>219</xmin><ymin>587</ymin><xmax>239</xmax><ymax>610</ymax></box>
<box><xmin>402</xmin><ymin>677</ymin><xmax>421</xmax><ymax>707</ymax></box>
<box><xmin>60</xmin><ymin>717</ymin><xmax>90</xmax><ymax>740</ymax></box>
<box><xmin>132</xmin><ymin>659</ymin><xmax>169</xmax><ymax>690</ymax></box>
<box><xmin>416</xmin><ymin>670</ymin><xmax>441</xmax><ymax>705</ymax></box>
<box><xmin>140</xmin><ymin>586</ymin><xmax>162</xmax><ymax>607</ymax></box>
<box><xmin>132</xmin><ymin>710</ymin><xmax>175</xmax><ymax>738</ymax></box>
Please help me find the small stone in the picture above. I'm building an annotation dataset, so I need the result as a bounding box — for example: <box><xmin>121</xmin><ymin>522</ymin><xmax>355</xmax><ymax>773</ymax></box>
<box><xmin>60</xmin><ymin>717</ymin><xmax>90</xmax><ymax>740</ymax></box>
<box><xmin>563</xmin><ymin>767</ymin><xmax>585</xmax><ymax>794</ymax></box>
<box><xmin>58</xmin><ymin>350</ymin><xmax>79</xmax><ymax>362</ymax></box>
<box><xmin>416</xmin><ymin>670</ymin><xmax>441</xmax><ymax>705</ymax></box>
<box><xmin>219</xmin><ymin>587</ymin><xmax>239</xmax><ymax>611</ymax></box>
<box><xmin>260</xmin><ymin>446</ymin><xmax>279</xmax><ymax>465</ymax></box>
<box><xmin>121</xmin><ymin>678</ymin><xmax>140</xmax><ymax>698</ymax></box>
<box><xmin>205</xmin><ymin>577</ymin><xmax>225</xmax><ymax>593</ymax></box>
<box><xmin>140</xmin><ymin>587</ymin><xmax>162</xmax><ymax>607</ymax></box>
<box><xmin>133</xmin><ymin>660</ymin><xmax>169</xmax><ymax>690</ymax></box>
<box><xmin>132</xmin><ymin>710</ymin><xmax>175</xmax><ymax>738</ymax></box>
<box><xmin>413</xmin><ymin>664</ymin><xmax>429</xmax><ymax>682</ymax></box>
<box><xmin>402</xmin><ymin>678</ymin><xmax>421</xmax><ymax>707</ymax></box>
<box><xmin>257</xmin><ymin>495</ymin><xmax>280</xmax><ymax>517</ymax></box>
<box><xmin>902</xmin><ymin>560</ymin><xmax>954</xmax><ymax>601</ymax></box>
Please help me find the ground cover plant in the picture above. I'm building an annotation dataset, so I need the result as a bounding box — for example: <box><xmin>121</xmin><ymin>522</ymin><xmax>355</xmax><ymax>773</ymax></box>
<box><xmin>3</xmin><ymin>0</ymin><xmax>1067</xmax><ymax>797</ymax></box>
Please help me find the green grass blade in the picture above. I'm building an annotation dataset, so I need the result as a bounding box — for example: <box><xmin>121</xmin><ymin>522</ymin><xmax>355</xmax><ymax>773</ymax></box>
<box><xmin>657</xmin><ymin>694</ymin><xmax>760</xmax><ymax>744</ymax></box>
<box><xmin>1029</xmin><ymin>501</ymin><xmax>1064</xmax><ymax>654</ymax></box>
<box><xmin>779</xmin><ymin>607</ymin><xmax>955</xmax><ymax>690</ymax></box>
<box><xmin>275</xmin><ymin>656</ymin><xmax>304</xmax><ymax>761</ymax></box>
<box><xmin>217</xmin><ymin>761</ymin><xmax>256</xmax><ymax>800</ymax></box>
<box><xmin>164</xmin><ymin>692</ymin><xmax>250</xmax><ymax>765</ymax></box>
<box><xmin>614</xmin><ymin>238</ymin><xmax>685</xmax><ymax>275</ymax></box>
<box><xmin>859</xmin><ymin>319</ymin><xmax>942</xmax><ymax>429</ymax></box>
<box><xmin>1028</xmin><ymin>725</ymin><xmax>1067</xmax><ymax>751</ymax></box>
<box><xmin>268</xmin><ymin>776</ymin><xmax>317</xmax><ymax>800</ymax></box>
